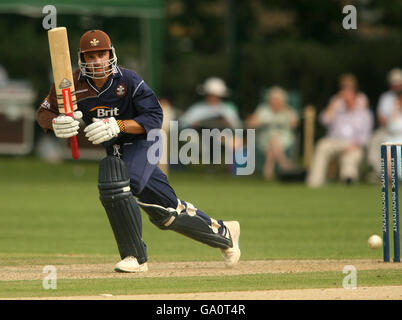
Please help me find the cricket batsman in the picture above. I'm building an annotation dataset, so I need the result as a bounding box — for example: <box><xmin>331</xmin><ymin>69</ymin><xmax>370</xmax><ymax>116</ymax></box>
<box><xmin>36</xmin><ymin>30</ymin><xmax>241</xmax><ymax>272</ymax></box>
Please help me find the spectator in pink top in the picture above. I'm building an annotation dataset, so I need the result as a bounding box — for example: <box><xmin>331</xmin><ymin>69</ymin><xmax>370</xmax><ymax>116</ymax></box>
<box><xmin>306</xmin><ymin>74</ymin><xmax>374</xmax><ymax>187</ymax></box>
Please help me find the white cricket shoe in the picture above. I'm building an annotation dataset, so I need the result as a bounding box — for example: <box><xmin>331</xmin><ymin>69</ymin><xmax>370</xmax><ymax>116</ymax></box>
<box><xmin>114</xmin><ymin>256</ymin><xmax>148</xmax><ymax>273</ymax></box>
<box><xmin>221</xmin><ymin>221</ymin><xmax>241</xmax><ymax>268</ymax></box>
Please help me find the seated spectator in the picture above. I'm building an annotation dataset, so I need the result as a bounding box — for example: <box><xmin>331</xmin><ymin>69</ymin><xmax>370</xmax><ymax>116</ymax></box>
<box><xmin>179</xmin><ymin>77</ymin><xmax>243</xmax><ymax>170</ymax></box>
<box><xmin>158</xmin><ymin>97</ymin><xmax>180</xmax><ymax>176</ymax></box>
<box><xmin>367</xmin><ymin>68</ymin><xmax>402</xmax><ymax>179</ymax></box>
<box><xmin>179</xmin><ymin>77</ymin><xmax>242</xmax><ymax>130</ymax></box>
<box><xmin>159</xmin><ymin>96</ymin><xmax>179</xmax><ymax>132</ymax></box>
<box><xmin>246</xmin><ymin>86</ymin><xmax>299</xmax><ymax>180</ymax></box>
<box><xmin>385</xmin><ymin>89</ymin><xmax>402</xmax><ymax>143</ymax></box>
<box><xmin>306</xmin><ymin>74</ymin><xmax>374</xmax><ymax>187</ymax></box>
<box><xmin>384</xmin><ymin>89</ymin><xmax>402</xmax><ymax>179</ymax></box>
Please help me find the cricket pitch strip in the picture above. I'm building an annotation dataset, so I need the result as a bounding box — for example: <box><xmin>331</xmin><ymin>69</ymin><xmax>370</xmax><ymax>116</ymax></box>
<box><xmin>1</xmin><ymin>259</ymin><xmax>401</xmax><ymax>300</ymax></box>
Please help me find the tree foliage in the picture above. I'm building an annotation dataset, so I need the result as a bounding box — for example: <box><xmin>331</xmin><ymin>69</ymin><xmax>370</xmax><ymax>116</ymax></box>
<box><xmin>0</xmin><ymin>0</ymin><xmax>400</xmax><ymax>119</ymax></box>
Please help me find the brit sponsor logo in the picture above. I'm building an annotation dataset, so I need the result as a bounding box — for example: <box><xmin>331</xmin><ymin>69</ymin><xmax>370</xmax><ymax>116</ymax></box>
<box><xmin>90</xmin><ymin>106</ymin><xmax>119</xmax><ymax>118</ymax></box>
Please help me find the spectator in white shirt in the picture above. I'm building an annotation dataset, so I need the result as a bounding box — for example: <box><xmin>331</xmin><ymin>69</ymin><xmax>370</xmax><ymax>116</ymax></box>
<box><xmin>179</xmin><ymin>77</ymin><xmax>243</xmax><ymax>169</ymax></box>
<box><xmin>385</xmin><ymin>89</ymin><xmax>402</xmax><ymax>142</ymax></box>
<box><xmin>367</xmin><ymin>68</ymin><xmax>402</xmax><ymax>179</ymax></box>
<box><xmin>179</xmin><ymin>77</ymin><xmax>242</xmax><ymax>130</ymax></box>
<box><xmin>306</xmin><ymin>74</ymin><xmax>374</xmax><ymax>187</ymax></box>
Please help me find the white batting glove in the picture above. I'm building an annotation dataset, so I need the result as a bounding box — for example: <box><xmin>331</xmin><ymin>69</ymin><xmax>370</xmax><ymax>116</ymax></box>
<box><xmin>84</xmin><ymin>117</ymin><xmax>120</xmax><ymax>144</ymax></box>
<box><xmin>52</xmin><ymin>111</ymin><xmax>83</xmax><ymax>138</ymax></box>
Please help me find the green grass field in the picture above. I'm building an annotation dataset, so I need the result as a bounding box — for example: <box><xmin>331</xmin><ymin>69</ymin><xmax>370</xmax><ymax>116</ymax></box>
<box><xmin>0</xmin><ymin>157</ymin><xmax>401</xmax><ymax>298</ymax></box>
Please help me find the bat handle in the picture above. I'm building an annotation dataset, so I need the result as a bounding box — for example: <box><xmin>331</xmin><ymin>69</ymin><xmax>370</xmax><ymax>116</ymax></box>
<box><xmin>70</xmin><ymin>136</ymin><xmax>80</xmax><ymax>159</ymax></box>
<box><xmin>65</xmin><ymin>112</ymin><xmax>80</xmax><ymax>160</ymax></box>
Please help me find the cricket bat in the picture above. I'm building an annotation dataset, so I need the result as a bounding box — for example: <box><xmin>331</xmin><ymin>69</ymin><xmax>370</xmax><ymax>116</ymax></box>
<box><xmin>47</xmin><ymin>27</ymin><xmax>80</xmax><ymax>159</ymax></box>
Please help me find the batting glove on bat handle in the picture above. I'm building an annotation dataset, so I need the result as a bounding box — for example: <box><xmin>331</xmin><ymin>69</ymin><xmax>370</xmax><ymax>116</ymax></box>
<box><xmin>51</xmin><ymin>111</ymin><xmax>82</xmax><ymax>139</ymax></box>
<box><xmin>84</xmin><ymin>117</ymin><xmax>120</xmax><ymax>145</ymax></box>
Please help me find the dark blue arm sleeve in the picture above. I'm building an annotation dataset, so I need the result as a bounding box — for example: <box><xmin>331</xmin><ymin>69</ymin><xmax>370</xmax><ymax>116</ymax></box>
<box><xmin>132</xmin><ymin>82</ymin><xmax>163</xmax><ymax>133</ymax></box>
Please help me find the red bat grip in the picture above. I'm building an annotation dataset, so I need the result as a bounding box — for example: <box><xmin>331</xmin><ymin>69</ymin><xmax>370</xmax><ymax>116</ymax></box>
<box><xmin>65</xmin><ymin>112</ymin><xmax>80</xmax><ymax>160</ymax></box>
<box><xmin>69</xmin><ymin>136</ymin><xmax>80</xmax><ymax>159</ymax></box>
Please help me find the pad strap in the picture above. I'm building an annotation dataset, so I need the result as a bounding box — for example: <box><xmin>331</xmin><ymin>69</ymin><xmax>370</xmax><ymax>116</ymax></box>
<box><xmin>138</xmin><ymin>201</ymin><xmax>232</xmax><ymax>249</ymax></box>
